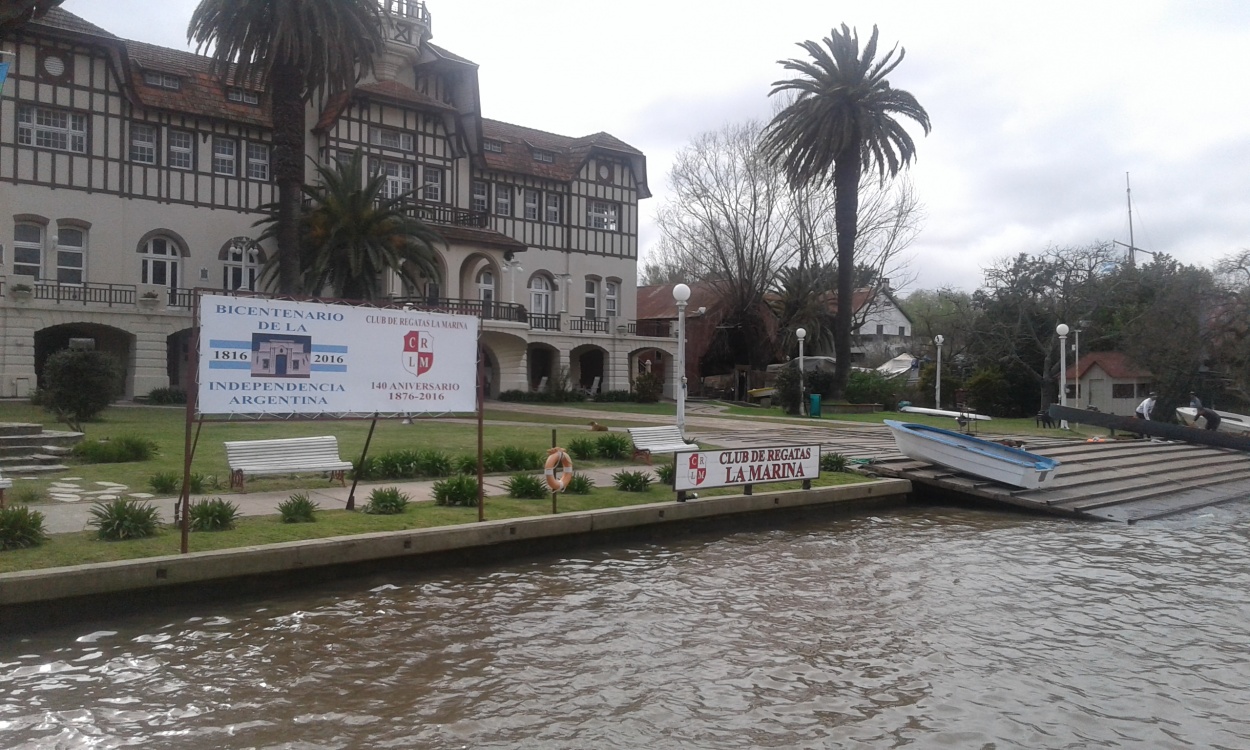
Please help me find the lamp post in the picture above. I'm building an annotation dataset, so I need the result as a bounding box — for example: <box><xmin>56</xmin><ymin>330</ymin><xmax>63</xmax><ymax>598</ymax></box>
<box><xmin>934</xmin><ymin>334</ymin><xmax>944</xmax><ymax>409</ymax></box>
<box><xmin>796</xmin><ymin>327</ymin><xmax>807</xmax><ymax>415</ymax></box>
<box><xmin>1056</xmin><ymin>323</ymin><xmax>1070</xmax><ymax>429</ymax></box>
<box><xmin>673</xmin><ymin>283</ymin><xmax>690</xmax><ymax>438</ymax></box>
<box><xmin>1073</xmin><ymin>326</ymin><xmax>1081</xmax><ymax>405</ymax></box>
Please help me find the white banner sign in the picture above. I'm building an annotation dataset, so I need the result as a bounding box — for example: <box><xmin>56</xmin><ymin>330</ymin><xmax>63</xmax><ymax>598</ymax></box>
<box><xmin>197</xmin><ymin>294</ymin><xmax>479</xmax><ymax>415</ymax></box>
<box><xmin>673</xmin><ymin>445</ymin><xmax>822</xmax><ymax>491</ymax></box>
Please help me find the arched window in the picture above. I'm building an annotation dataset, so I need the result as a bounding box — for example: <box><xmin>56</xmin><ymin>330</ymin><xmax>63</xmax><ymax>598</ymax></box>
<box><xmin>584</xmin><ymin>277</ymin><xmax>599</xmax><ymax>319</ymax></box>
<box><xmin>477</xmin><ymin>268</ymin><xmax>495</xmax><ymax>304</ymax></box>
<box><xmin>140</xmin><ymin>235</ymin><xmax>181</xmax><ymax>290</ymax></box>
<box><xmin>221</xmin><ymin>237</ymin><xmax>262</xmax><ymax>291</ymax></box>
<box><xmin>605</xmin><ymin>280</ymin><xmax>619</xmax><ymax>318</ymax></box>
<box><xmin>55</xmin><ymin>227</ymin><xmax>86</xmax><ymax>284</ymax></box>
<box><xmin>13</xmin><ymin>223</ymin><xmax>44</xmax><ymax>278</ymax></box>
<box><xmin>529</xmin><ymin>275</ymin><xmax>552</xmax><ymax>315</ymax></box>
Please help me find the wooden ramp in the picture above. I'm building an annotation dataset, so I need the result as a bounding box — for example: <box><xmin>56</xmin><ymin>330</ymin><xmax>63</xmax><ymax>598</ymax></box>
<box><xmin>693</xmin><ymin>421</ymin><xmax>1250</xmax><ymax>523</ymax></box>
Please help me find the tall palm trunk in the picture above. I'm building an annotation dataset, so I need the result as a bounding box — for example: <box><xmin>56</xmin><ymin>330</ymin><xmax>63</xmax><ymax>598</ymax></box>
<box><xmin>270</xmin><ymin>63</ymin><xmax>306</xmax><ymax>295</ymax></box>
<box><xmin>831</xmin><ymin>148</ymin><xmax>861</xmax><ymax>399</ymax></box>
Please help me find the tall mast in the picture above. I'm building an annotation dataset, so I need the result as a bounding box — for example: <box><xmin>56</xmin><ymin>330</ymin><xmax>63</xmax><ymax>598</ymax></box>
<box><xmin>1126</xmin><ymin>172</ymin><xmax>1135</xmax><ymax>266</ymax></box>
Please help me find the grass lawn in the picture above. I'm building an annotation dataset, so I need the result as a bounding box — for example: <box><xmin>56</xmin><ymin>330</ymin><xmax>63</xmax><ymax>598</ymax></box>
<box><xmin>0</xmin><ymin>471</ymin><xmax>868</xmax><ymax>573</ymax></box>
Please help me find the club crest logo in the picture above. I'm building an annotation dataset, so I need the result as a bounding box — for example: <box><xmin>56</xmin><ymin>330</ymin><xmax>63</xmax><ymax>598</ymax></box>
<box><xmin>687</xmin><ymin>453</ymin><xmax>706</xmax><ymax>485</ymax></box>
<box><xmin>402</xmin><ymin>330</ymin><xmax>434</xmax><ymax>377</ymax></box>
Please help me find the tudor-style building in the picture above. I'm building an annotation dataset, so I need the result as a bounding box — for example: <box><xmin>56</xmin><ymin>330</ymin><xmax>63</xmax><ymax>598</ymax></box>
<box><xmin>0</xmin><ymin>2</ymin><xmax>671</xmax><ymax>401</ymax></box>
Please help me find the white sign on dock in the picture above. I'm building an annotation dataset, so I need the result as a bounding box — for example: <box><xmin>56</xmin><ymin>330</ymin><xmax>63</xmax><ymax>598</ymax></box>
<box><xmin>197</xmin><ymin>294</ymin><xmax>479</xmax><ymax>415</ymax></box>
<box><xmin>673</xmin><ymin>445</ymin><xmax>822</xmax><ymax>491</ymax></box>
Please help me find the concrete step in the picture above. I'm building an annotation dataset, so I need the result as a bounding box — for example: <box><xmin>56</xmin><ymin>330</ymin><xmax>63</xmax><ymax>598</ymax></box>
<box><xmin>3</xmin><ymin>463</ymin><xmax>70</xmax><ymax>475</ymax></box>
<box><xmin>0</xmin><ymin>422</ymin><xmax>45</xmax><ymax>437</ymax></box>
<box><xmin>0</xmin><ymin>453</ymin><xmax>69</xmax><ymax>467</ymax></box>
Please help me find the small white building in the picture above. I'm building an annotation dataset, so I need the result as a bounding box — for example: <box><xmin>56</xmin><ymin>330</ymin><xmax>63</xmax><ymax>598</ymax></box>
<box><xmin>1064</xmin><ymin>352</ymin><xmax>1153</xmax><ymax>416</ymax></box>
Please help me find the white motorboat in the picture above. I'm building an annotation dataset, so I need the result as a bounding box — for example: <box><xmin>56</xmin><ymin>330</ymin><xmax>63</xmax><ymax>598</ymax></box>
<box><xmin>899</xmin><ymin>405</ymin><xmax>991</xmax><ymax>421</ymax></box>
<box><xmin>884</xmin><ymin>420</ymin><xmax>1061</xmax><ymax>490</ymax></box>
<box><xmin>1175</xmin><ymin>407</ymin><xmax>1250</xmax><ymax>435</ymax></box>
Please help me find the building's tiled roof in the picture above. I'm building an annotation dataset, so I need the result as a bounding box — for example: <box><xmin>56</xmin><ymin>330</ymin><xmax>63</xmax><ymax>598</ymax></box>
<box><xmin>426</xmin><ymin>43</ymin><xmax>476</xmax><ymax>67</ymax></box>
<box><xmin>1070</xmin><ymin>352</ymin><xmax>1152</xmax><ymax>381</ymax></box>
<box><xmin>356</xmin><ymin>80</ymin><xmax>457</xmax><ymax>112</ymax></box>
<box><xmin>436</xmin><ymin>224</ymin><xmax>526</xmax><ymax>252</ymax></box>
<box><xmin>26</xmin><ymin>7</ymin><xmax>115</xmax><ymax>37</ymax></box>
<box><xmin>481</xmin><ymin>118</ymin><xmax>643</xmax><ymax>183</ymax></box>
<box><xmin>123</xmin><ymin>40</ymin><xmax>271</xmax><ymax>128</ymax></box>
<box><xmin>636</xmin><ymin>282</ymin><xmax>724</xmax><ymax>321</ymax></box>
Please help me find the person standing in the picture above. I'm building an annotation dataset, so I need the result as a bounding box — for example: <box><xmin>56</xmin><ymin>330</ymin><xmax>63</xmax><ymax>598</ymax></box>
<box><xmin>1135</xmin><ymin>392</ymin><xmax>1157</xmax><ymax>420</ymax></box>
<box><xmin>1189</xmin><ymin>392</ymin><xmax>1203</xmax><ymax>410</ymax></box>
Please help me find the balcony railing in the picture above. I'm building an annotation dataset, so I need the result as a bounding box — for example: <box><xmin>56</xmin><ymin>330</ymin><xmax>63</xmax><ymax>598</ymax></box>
<box><xmin>29</xmin><ymin>281</ymin><xmax>137</xmax><ymax>306</ymax></box>
<box><xmin>629</xmin><ymin>320</ymin><xmax>671</xmax><ymax>338</ymax></box>
<box><xmin>168</xmin><ymin>288</ymin><xmax>196</xmax><ymax>308</ymax></box>
<box><xmin>390</xmin><ymin>296</ymin><xmax>526</xmax><ymax>322</ymax></box>
<box><xmin>569</xmin><ymin>316</ymin><xmax>608</xmax><ymax>334</ymax></box>
<box><xmin>529</xmin><ymin>313</ymin><xmax>561</xmax><ymax>331</ymax></box>
<box><xmin>395</xmin><ymin>198</ymin><xmax>488</xmax><ymax>228</ymax></box>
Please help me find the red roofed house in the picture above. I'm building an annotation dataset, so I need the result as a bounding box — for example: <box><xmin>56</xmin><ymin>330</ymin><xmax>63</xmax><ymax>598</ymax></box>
<box><xmin>1063</xmin><ymin>352</ymin><xmax>1154</xmax><ymax>415</ymax></box>
<box><xmin>0</xmin><ymin>3</ymin><xmax>672</xmax><ymax>400</ymax></box>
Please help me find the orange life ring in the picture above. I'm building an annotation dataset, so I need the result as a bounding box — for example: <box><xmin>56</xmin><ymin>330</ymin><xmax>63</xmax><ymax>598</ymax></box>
<box><xmin>544</xmin><ymin>448</ymin><xmax>573</xmax><ymax>492</ymax></box>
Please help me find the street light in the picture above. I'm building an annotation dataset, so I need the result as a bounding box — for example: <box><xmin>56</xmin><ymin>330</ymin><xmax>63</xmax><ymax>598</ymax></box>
<box><xmin>673</xmin><ymin>283</ymin><xmax>690</xmax><ymax>438</ymax></box>
<box><xmin>1074</xmin><ymin>320</ymin><xmax>1089</xmax><ymax>406</ymax></box>
<box><xmin>796</xmin><ymin>327</ymin><xmax>807</xmax><ymax>415</ymax></box>
<box><xmin>934</xmin><ymin>334</ymin><xmax>944</xmax><ymax>409</ymax></box>
<box><xmin>1056</xmin><ymin>323</ymin><xmax>1070</xmax><ymax>429</ymax></box>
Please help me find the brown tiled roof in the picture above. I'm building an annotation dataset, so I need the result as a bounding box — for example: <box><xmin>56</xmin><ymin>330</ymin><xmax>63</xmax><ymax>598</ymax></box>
<box><xmin>124</xmin><ymin>40</ymin><xmax>271</xmax><ymax>128</ymax></box>
<box><xmin>435</xmin><ymin>224</ymin><xmax>525</xmax><ymax>252</ymax></box>
<box><xmin>636</xmin><ymin>282</ymin><xmax>724</xmax><ymax>320</ymax></box>
<box><xmin>356</xmin><ymin>80</ymin><xmax>457</xmax><ymax>112</ymax></box>
<box><xmin>26</xmin><ymin>7</ymin><xmax>115</xmax><ymax>37</ymax></box>
<box><xmin>425</xmin><ymin>43</ymin><xmax>476</xmax><ymax>67</ymax></box>
<box><xmin>481</xmin><ymin>118</ymin><xmax>643</xmax><ymax>184</ymax></box>
<box><xmin>1070</xmin><ymin>352</ymin><xmax>1152</xmax><ymax>381</ymax></box>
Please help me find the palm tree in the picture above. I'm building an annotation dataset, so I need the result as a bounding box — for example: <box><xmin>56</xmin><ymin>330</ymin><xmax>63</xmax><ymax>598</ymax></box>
<box><xmin>761</xmin><ymin>24</ymin><xmax>930</xmax><ymax>398</ymax></box>
<box><xmin>258</xmin><ymin>150</ymin><xmax>444</xmax><ymax>300</ymax></box>
<box><xmin>771</xmin><ymin>263</ymin><xmax>837</xmax><ymax>357</ymax></box>
<box><xmin>188</xmin><ymin>0</ymin><xmax>385</xmax><ymax>295</ymax></box>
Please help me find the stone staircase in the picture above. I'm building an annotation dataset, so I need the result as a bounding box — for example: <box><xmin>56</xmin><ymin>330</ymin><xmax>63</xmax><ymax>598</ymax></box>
<box><xmin>0</xmin><ymin>423</ymin><xmax>82</xmax><ymax>475</ymax></box>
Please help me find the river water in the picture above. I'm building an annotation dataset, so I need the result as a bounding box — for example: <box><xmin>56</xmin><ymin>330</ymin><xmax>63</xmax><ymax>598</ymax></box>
<box><xmin>3</xmin><ymin>503</ymin><xmax>1250</xmax><ymax>749</ymax></box>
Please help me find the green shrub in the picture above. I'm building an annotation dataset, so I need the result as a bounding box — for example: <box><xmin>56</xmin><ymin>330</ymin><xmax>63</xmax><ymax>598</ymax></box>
<box><xmin>89</xmin><ymin>498</ymin><xmax>161</xmax><ymax>541</ymax></box>
<box><xmin>633</xmin><ymin>371</ymin><xmax>664</xmax><ymax>403</ymax></box>
<box><xmin>189</xmin><ymin>497</ymin><xmax>240</xmax><ymax>531</ymax></box>
<box><xmin>40</xmin><ymin>349</ymin><xmax>124</xmax><ymax>430</ymax></box>
<box><xmin>371</xmin><ymin>449</ymin><xmax>420</xmax><ymax>479</ymax></box>
<box><xmin>146</xmin><ymin>387</ymin><xmax>187</xmax><ymax>405</ymax></box>
<box><xmin>503</xmin><ymin>446</ymin><xmax>543</xmax><ymax>471</ymax></box>
<box><xmin>504</xmin><ymin>472</ymin><xmax>549</xmax><ymax>499</ymax></box>
<box><xmin>776</xmin><ymin>366</ymin><xmax>802</xmax><ymax>414</ymax></box>
<box><xmin>845</xmin><ymin>370</ymin><xmax>899</xmax><ymax>408</ymax></box>
<box><xmin>416</xmin><ymin>449</ymin><xmax>453</xmax><ymax>477</ymax></box>
<box><xmin>482</xmin><ymin>448</ymin><xmax>510</xmax><ymax>473</ymax></box>
<box><xmin>655</xmin><ymin>462</ymin><xmax>676</xmax><ymax>485</ymax></box>
<box><xmin>613</xmin><ymin>470</ymin><xmax>653</xmax><ymax>492</ymax></box>
<box><xmin>0</xmin><ymin>505</ymin><xmax>48</xmax><ymax>550</ymax></box>
<box><xmin>433</xmin><ymin>474</ymin><xmax>479</xmax><ymax>507</ymax></box>
<box><xmin>72</xmin><ymin>435</ymin><xmax>159</xmax><ymax>463</ymax></box>
<box><xmin>364</xmin><ymin>486</ymin><xmax>410</xmax><ymax>515</ymax></box>
<box><xmin>454</xmin><ymin>454</ymin><xmax>479</xmax><ymax>475</ymax></box>
<box><xmin>148</xmin><ymin>471</ymin><xmax>180</xmax><ymax>495</ymax></box>
<box><xmin>594</xmin><ymin>389</ymin><xmax>635</xmax><ymax>402</ymax></box>
<box><xmin>10</xmin><ymin>485</ymin><xmax>45</xmax><ymax>505</ymax></box>
<box><xmin>565</xmin><ymin>473</ymin><xmax>595</xmax><ymax>494</ymax></box>
<box><xmin>821</xmin><ymin>452</ymin><xmax>849</xmax><ymax>473</ymax></box>
<box><xmin>596</xmin><ymin>433</ymin><xmax>631</xmax><ymax>460</ymax></box>
<box><xmin>278</xmin><ymin>492</ymin><xmax>319</xmax><ymax>523</ymax></box>
<box><xmin>567</xmin><ymin>437</ymin><xmax>599</xmax><ymax>460</ymax></box>
<box><xmin>189</xmin><ymin>472</ymin><xmax>220</xmax><ymax>494</ymax></box>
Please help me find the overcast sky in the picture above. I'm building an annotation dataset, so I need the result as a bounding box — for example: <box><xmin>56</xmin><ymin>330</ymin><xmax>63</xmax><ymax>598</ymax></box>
<box><xmin>61</xmin><ymin>0</ymin><xmax>1250</xmax><ymax>293</ymax></box>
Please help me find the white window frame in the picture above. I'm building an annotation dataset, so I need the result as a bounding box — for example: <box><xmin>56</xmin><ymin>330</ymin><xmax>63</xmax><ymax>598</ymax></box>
<box><xmin>130</xmin><ymin>123</ymin><xmax>158</xmax><ymax>164</ymax></box>
<box><xmin>226</xmin><ymin>88</ymin><xmax>260</xmax><ymax>105</ymax></box>
<box><xmin>545</xmin><ymin>193</ymin><xmax>561</xmax><ymax>223</ymax></box>
<box><xmin>422</xmin><ymin>166</ymin><xmax>443</xmax><ymax>202</ymax></box>
<box><xmin>587</xmin><ymin>200</ymin><xmax>619</xmax><ymax>231</ymax></box>
<box><xmin>55</xmin><ymin>227</ymin><xmax>86</xmax><ymax>285</ymax></box>
<box><xmin>143</xmin><ymin>71</ymin><xmax>181</xmax><ymax>89</ymax></box>
<box><xmin>584</xmin><ymin>278</ymin><xmax>599</xmax><ymax>319</ymax></box>
<box><xmin>379</xmin><ymin>160</ymin><xmax>413</xmax><ymax>199</ymax></box>
<box><xmin>471</xmin><ymin>180</ymin><xmax>489</xmax><ymax>212</ymax></box>
<box><xmin>212</xmin><ymin>136</ymin><xmax>237</xmax><ymax>176</ymax></box>
<box><xmin>140</xmin><ymin>236</ymin><xmax>180</xmax><ymax>290</ymax></box>
<box><xmin>223</xmin><ymin>239</ymin><xmax>261</xmax><ymax>291</ymax></box>
<box><xmin>13</xmin><ymin>224</ymin><xmax>44</xmax><ymax>279</ymax></box>
<box><xmin>523</xmin><ymin>188</ymin><xmax>541</xmax><ymax>220</ymax></box>
<box><xmin>605</xmin><ymin>280</ymin><xmax>618</xmax><ymax>318</ymax></box>
<box><xmin>494</xmin><ymin>184</ymin><xmax>512</xmax><ymax>216</ymax></box>
<box><xmin>168</xmin><ymin>130</ymin><xmax>194</xmax><ymax>170</ymax></box>
<box><xmin>477</xmin><ymin>269</ymin><xmax>495</xmax><ymax>304</ymax></box>
<box><xmin>532</xmin><ymin>150</ymin><xmax>555</xmax><ymax>163</ymax></box>
<box><xmin>483</xmin><ymin>139</ymin><xmax>503</xmax><ymax>153</ymax></box>
<box><xmin>17</xmin><ymin>105</ymin><xmax>87</xmax><ymax>153</ymax></box>
<box><xmin>529</xmin><ymin>276</ymin><xmax>552</xmax><ymax>315</ymax></box>
<box><xmin>246</xmin><ymin>142</ymin><xmax>270</xmax><ymax>180</ymax></box>
<box><xmin>370</xmin><ymin>127</ymin><xmax>414</xmax><ymax>151</ymax></box>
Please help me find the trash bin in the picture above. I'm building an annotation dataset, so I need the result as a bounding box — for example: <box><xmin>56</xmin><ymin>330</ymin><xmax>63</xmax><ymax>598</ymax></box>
<box><xmin>809</xmin><ymin>393</ymin><xmax>822</xmax><ymax>418</ymax></box>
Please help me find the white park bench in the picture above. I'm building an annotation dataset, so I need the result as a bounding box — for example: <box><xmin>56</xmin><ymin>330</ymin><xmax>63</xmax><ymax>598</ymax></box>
<box><xmin>627</xmin><ymin>426</ymin><xmax>697</xmax><ymax>464</ymax></box>
<box><xmin>224</xmin><ymin>436</ymin><xmax>353</xmax><ymax>491</ymax></box>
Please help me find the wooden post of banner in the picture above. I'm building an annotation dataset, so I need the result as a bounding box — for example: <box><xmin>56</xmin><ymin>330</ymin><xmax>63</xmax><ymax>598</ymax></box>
<box><xmin>551</xmin><ymin>428</ymin><xmax>558</xmax><ymax>515</ymax></box>
<box><xmin>179</xmin><ymin>306</ymin><xmax>201</xmax><ymax>554</ymax></box>
<box><xmin>477</xmin><ymin>343</ymin><xmax>485</xmax><ymax>522</ymax></box>
<box><xmin>345</xmin><ymin>415</ymin><xmax>378</xmax><ymax>511</ymax></box>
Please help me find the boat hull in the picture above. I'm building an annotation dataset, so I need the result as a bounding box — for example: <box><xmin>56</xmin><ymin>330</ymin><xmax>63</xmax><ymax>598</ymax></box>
<box><xmin>884</xmin><ymin>420</ymin><xmax>1060</xmax><ymax>490</ymax></box>
<box><xmin>1175</xmin><ymin>407</ymin><xmax>1250</xmax><ymax>435</ymax></box>
<box><xmin>899</xmin><ymin>406</ymin><xmax>991</xmax><ymax>421</ymax></box>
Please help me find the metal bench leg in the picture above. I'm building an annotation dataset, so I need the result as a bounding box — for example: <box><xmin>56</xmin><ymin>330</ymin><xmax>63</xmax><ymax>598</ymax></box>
<box><xmin>330</xmin><ymin>470</ymin><xmax>346</xmax><ymax>486</ymax></box>
<box><xmin>230</xmin><ymin>469</ymin><xmax>246</xmax><ymax>491</ymax></box>
<box><xmin>633</xmin><ymin>448</ymin><xmax>652</xmax><ymax>464</ymax></box>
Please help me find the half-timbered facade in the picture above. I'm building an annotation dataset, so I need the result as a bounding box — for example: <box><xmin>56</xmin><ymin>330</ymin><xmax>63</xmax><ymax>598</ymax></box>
<box><xmin>0</xmin><ymin>2</ymin><xmax>668</xmax><ymax>400</ymax></box>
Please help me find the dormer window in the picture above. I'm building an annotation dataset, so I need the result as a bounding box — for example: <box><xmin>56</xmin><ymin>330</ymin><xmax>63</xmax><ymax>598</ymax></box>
<box><xmin>369</xmin><ymin>127</ymin><xmax>413</xmax><ymax>151</ymax></box>
<box><xmin>483</xmin><ymin>139</ymin><xmax>503</xmax><ymax>153</ymax></box>
<box><xmin>226</xmin><ymin>88</ymin><xmax>260</xmax><ymax>105</ymax></box>
<box><xmin>533</xmin><ymin>150</ymin><xmax>555</xmax><ymax>163</ymax></box>
<box><xmin>143</xmin><ymin>71</ymin><xmax>181</xmax><ymax>90</ymax></box>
